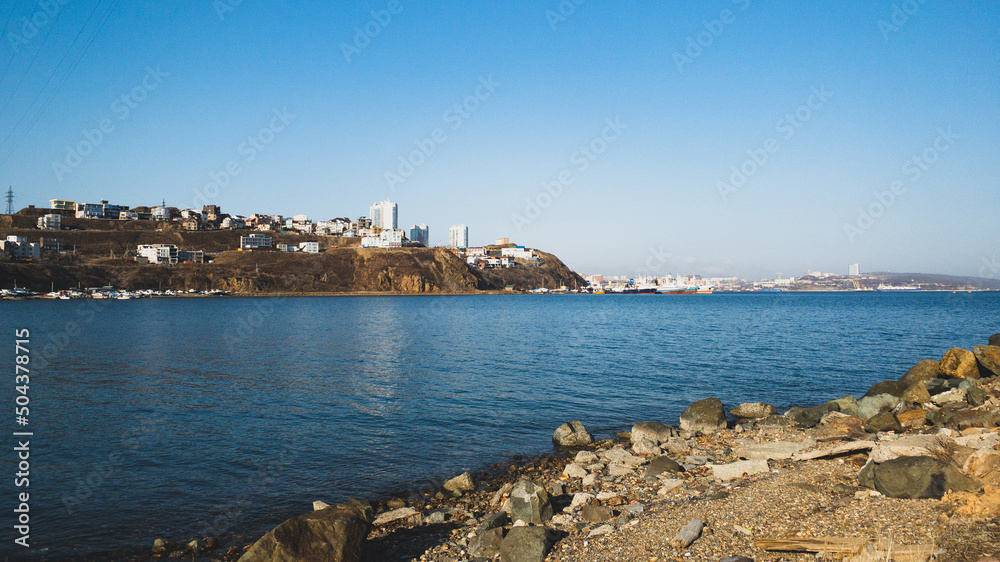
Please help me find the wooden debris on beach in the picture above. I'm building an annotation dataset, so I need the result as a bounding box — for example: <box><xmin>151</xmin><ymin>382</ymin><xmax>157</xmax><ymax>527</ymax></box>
<box><xmin>791</xmin><ymin>440</ymin><xmax>874</xmax><ymax>461</ymax></box>
<box><xmin>755</xmin><ymin>537</ymin><xmax>935</xmax><ymax>561</ymax></box>
<box><xmin>671</xmin><ymin>519</ymin><xmax>704</xmax><ymax>549</ymax></box>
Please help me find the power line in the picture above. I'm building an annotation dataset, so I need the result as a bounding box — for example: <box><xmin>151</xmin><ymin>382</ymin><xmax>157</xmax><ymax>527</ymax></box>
<box><xmin>4</xmin><ymin>186</ymin><xmax>13</xmax><ymax>215</ymax></box>
<box><xmin>0</xmin><ymin>0</ymin><xmax>118</xmax><ymax>166</ymax></box>
<box><xmin>0</xmin><ymin>0</ymin><xmax>28</xmax><ymax>90</ymax></box>
<box><xmin>0</xmin><ymin>0</ymin><xmax>65</xmax><ymax>124</ymax></box>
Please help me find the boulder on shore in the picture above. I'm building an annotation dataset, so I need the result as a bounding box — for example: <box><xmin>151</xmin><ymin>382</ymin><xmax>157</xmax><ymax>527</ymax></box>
<box><xmin>509</xmin><ymin>480</ymin><xmax>552</xmax><ymax>525</ymax></box>
<box><xmin>238</xmin><ymin>504</ymin><xmax>373</xmax><ymax>562</ymax></box>
<box><xmin>857</xmin><ymin>394</ymin><xmax>899</xmax><ymax>420</ymax></box>
<box><xmin>990</xmin><ymin>333</ymin><xmax>1000</xmax><ymax>347</ymax></box>
<box><xmin>858</xmin><ymin>456</ymin><xmax>981</xmax><ymax>499</ymax></box>
<box><xmin>898</xmin><ymin>359</ymin><xmax>941</xmax><ymax>388</ymax></box>
<box><xmin>786</xmin><ymin>402</ymin><xmax>840</xmax><ymax>428</ymax></box>
<box><xmin>864</xmin><ymin>411</ymin><xmax>903</xmax><ymax>433</ymax></box>
<box><xmin>552</xmin><ymin>420</ymin><xmax>593</xmax><ymax>447</ymax></box>
<box><xmin>864</xmin><ymin>380</ymin><xmax>905</xmax><ymax>398</ymax></box>
<box><xmin>499</xmin><ymin>526</ymin><xmax>560</xmax><ymax>562</ymax></box>
<box><xmin>901</xmin><ymin>381</ymin><xmax>931</xmax><ymax>404</ymax></box>
<box><xmin>939</xmin><ymin>348</ymin><xmax>980</xmax><ymax>379</ymax></box>
<box><xmin>679</xmin><ymin>398</ymin><xmax>727</xmax><ymax>434</ymax></box>
<box><xmin>443</xmin><ymin>472</ymin><xmax>475</xmax><ymax>492</ymax></box>
<box><xmin>730</xmin><ymin>402</ymin><xmax>777</xmax><ymax>420</ymax></box>
<box><xmin>973</xmin><ymin>345</ymin><xmax>1000</xmax><ymax>377</ymax></box>
<box><xmin>630</xmin><ymin>421</ymin><xmax>673</xmax><ymax>445</ymax></box>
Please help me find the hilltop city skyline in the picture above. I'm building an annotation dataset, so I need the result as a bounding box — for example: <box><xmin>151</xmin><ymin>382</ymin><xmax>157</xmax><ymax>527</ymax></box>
<box><xmin>0</xmin><ymin>2</ymin><xmax>996</xmax><ymax>279</ymax></box>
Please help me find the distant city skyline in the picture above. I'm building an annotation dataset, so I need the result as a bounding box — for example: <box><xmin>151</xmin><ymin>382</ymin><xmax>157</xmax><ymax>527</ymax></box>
<box><xmin>2</xmin><ymin>2</ymin><xmax>997</xmax><ymax>279</ymax></box>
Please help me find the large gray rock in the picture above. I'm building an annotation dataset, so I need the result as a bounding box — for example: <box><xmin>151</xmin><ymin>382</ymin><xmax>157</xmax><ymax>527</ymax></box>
<box><xmin>898</xmin><ymin>359</ymin><xmax>941</xmax><ymax>388</ymax></box>
<box><xmin>940</xmin><ymin>348</ymin><xmax>979</xmax><ymax>379</ymax></box>
<box><xmin>630</xmin><ymin>421</ymin><xmax>673</xmax><ymax>445</ymax></box>
<box><xmin>925</xmin><ymin>378</ymin><xmax>964</xmax><ymax>396</ymax></box>
<box><xmin>679</xmin><ymin>398</ymin><xmax>727</xmax><ymax>434</ymax></box>
<box><xmin>829</xmin><ymin>395</ymin><xmax>860</xmax><ymax>417</ymax></box>
<box><xmin>552</xmin><ymin>420</ymin><xmax>593</xmax><ymax>447</ymax></box>
<box><xmin>967</xmin><ymin>386</ymin><xmax>987</xmax><ymax>406</ymax></box>
<box><xmin>730</xmin><ymin>402</ymin><xmax>777</xmax><ymax>420</ymax></box>
<box><xmin>238</xmin><ymin>505</ymin><xmax>373</xmax><ymax>562</ymax></box>
<box><xmin>973</xmin><ymin>345</ymin><xmax>1000</xmax><ymax>377</ymax></box>
<box><xmin>990</xmin><ymin>334</ymin><xmax>1000</xmax><ymax>347</ymax></box>
<box><xmin>857</xmin><ymin>394</ymin><xmax>899</xmax><ymax>419</ymax></box>
<box><xmin>499</xmin><ymin>526</ymin><xmax>559</xmax><ymax>562</ymax></box>
<box><xmin>858</xmin><ymin>456</ymin><xmax>981</xmax><ymax>499</ymax></box>
<box><xmin>864</xmin><ymin>380</ymin><xmax>905</xmax><ymax>398</ymax></box>
<box><xmin>478</xmin><ymin>511</ymin><xmax>510</xmax><ymax>533</ymax></box>
<box><xmin>469</xmin><ymin>527</ymin><xmax>505</xmax><ymax>558</ymax></box>
<box><xmin>509</xmin><ymin>480</ymin><xmax>552</xmax><ymax>524</ymax></box>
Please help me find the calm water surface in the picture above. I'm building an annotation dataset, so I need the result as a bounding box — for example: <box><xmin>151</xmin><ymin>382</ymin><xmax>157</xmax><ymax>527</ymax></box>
<box><xmin>1</xmin><ymin>292</ymin><xmax>997</xmax><ymax>559</ymax></box>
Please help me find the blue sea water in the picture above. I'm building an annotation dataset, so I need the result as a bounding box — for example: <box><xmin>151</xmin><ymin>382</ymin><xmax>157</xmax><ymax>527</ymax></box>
<box><xmin>0</xmin><ymin>292</ymin><xmax>997</xmax><ymax>559</ymax></box>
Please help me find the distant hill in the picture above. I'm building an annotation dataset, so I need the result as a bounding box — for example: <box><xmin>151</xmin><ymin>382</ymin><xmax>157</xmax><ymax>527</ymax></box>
<box><xmin>0</xmin><ymin>230</ymin><xmax>585</xmax><ymax>294</ymax></box>
<box><xmin>871</xmin><ymin>272</ymin><xmax>1000</xmax><ymax>291</ymax></box>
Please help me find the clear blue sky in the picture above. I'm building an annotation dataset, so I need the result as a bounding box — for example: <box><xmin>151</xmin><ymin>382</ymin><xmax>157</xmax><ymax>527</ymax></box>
<box><xmin>2</xmin><ymin>1</ymin><xmax>998</xmax><ymax>279</ymax></box>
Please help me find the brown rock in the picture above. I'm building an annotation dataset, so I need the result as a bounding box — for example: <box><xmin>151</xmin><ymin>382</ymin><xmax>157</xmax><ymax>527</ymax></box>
<box><xmin>973</xmin><ymin>345</ymin><xmax>1000</xmax><ymax>377</ymax></box>
<box><xmin>238</xmin><ymin>505</ymin><xmax>373</xmax><ymax>562</ymax></box>
<box><xmin>864</xmin><ymin>411</ymin><xmax>904</xmax><ymax>433</ymax></box>
<box><xmin>864</xmin><ymin>380</ymin><xmax>905</xmax><ymax>398</ymax></box>
<box><xmin>899</xmin><ymin>359</ymin><xmax>942</xmax><ymax>388</ymax></box>
<box><xmin>815</xmin><ymin>414</ymin><xmax>865</xmax><ymax>441</ymax></box>
<box><xmin>897</xmin><ymin>409</ymin><xmax>927</xmax><ymax>429</ymax></box>
<box><xmin>940</xmin><ymin>348</ymin><xmax>980</xmax><ymax>379</ymax></box>
<box><xmin>901</xmin><ymin>381</ymin><xmax>932</xmax><ymax>404</ymax></box>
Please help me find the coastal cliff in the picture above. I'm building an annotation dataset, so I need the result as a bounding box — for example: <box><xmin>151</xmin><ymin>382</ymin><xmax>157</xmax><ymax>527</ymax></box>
<box><xmin>0</xmin><ymin>246</ymin><xmax>585</xmax><ymax>294</ymax></box>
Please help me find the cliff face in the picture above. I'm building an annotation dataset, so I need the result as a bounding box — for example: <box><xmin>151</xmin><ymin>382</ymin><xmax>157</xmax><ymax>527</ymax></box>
<box><xmin>0</xmin><ymin>248</ymin><xmax>492</xmax><ymax>294</ymax></box>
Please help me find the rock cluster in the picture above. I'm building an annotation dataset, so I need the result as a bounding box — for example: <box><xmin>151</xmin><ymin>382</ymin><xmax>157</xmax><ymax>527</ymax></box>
<box><xmin>186</xmin><ymin>334</ymin><xmax>1000</xmax><ymax>562</ymax></box>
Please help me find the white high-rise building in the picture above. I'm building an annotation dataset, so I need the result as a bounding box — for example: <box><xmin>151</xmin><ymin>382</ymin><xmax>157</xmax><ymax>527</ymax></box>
<box><xmin>849</xmin><ymin>263</ymin><xmax>860</xmax><ymax>277</ymax></box>
<box><xmin>449</xmin><ymin>224</ymin><xmax>468</xmax><ymax>249</ymax></box>
<box><xmin>369</xmin><ymin>200</ymin><xmax>398</xmax><ymax>230</ymax></box>
<box><xmin>409</xmin><ymin>224</ymin><xmax>429</xmax><ymax>246</ymax></box>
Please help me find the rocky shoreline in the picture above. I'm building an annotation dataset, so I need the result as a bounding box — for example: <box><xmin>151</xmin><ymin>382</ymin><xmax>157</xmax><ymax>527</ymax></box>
<box><xmin>145</xmin><ymin>334</ymin><xmax>1000</xmax><ymax>562</ymax></box>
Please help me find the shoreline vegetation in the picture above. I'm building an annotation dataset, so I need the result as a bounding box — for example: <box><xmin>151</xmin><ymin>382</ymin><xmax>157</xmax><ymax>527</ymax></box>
<box><xmin>134</xmin><ymin>334</ymin><xmax>1000</xmax><ymax>562</ymax></box>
